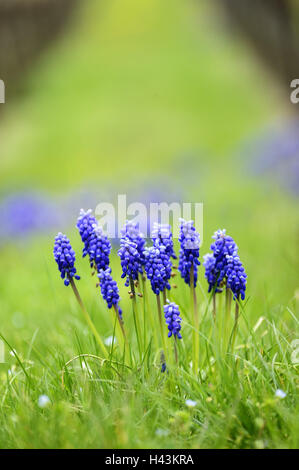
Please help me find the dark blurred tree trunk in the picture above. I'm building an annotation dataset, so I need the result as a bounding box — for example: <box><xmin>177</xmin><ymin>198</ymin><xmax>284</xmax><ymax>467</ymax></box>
<box><xmin>218</xmin><ymin>0</ymin><xmax>299</xmax><ymax>91</ymax></box>
<box><xmin>0</xmin><ymin>0</ymin><xmax>77</xmax><ymax>92</ymax></box>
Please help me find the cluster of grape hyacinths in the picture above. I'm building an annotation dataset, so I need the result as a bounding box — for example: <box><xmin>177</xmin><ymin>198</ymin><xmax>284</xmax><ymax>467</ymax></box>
<box><xmin>164</xmin><ymin>302</ymin><xmax>182</xmax><ymax>339</ymax></box>
<box><xmin>98</xmin><ymin>268</ymin><xmax>122</xmax><ymax>319</ymax></box>
<box><xmin>143</xmin><ymin>241</ymin><xmax>172</xmax><ymax>295</ymax></box>
<box><xmin>203</xmin><ymin>229</ymin><xmax>247</xmax><ymax>301</ymax></box>
<box><xmin>53</xmin><ymin>233</ymin><xmax>80</xmax><ymax>286</ymax></box>
<box><xmin>77</xmin><ymin>209</ymin><xmax>111</xmax><ymax>272</ymax></box>
<box><xmin>178</xmin><ymin>219</ymin><xmax>200</xmax><ymax>287</ymax></box>
<box><xmin>151</xmin><ymin>222</ymin><xmax>177</xmax><ymax>259</ymax></box>
<box><xmin>53</xmin><ymin>209</ymin><xmax>249</xmax><ymax>371</ymax></box>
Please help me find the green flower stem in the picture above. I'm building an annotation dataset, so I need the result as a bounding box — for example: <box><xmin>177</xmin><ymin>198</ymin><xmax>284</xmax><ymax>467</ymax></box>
<box><xmin>224</xmin><ymin>288</ymin><xmax>232</xmax><ymax>352</ymax></box>
<box><xmin>137</xmin><ymin>274</ymin><xmax>147</xmax><ymax>349</ymax></box>
<box><xmin>231</xmin><ymin>296</ymin><xmax>240</xmax><ymax>351</ymax></box>
<box><xmin>112</xmin><ymin>305</ymin><xmax>130</xmax><ymax>364</ymax></box>
<box><xmin>69</xmin><ymin>277</ymin><xmax>109</xmax><ymax>359</ymax></box>
<box><xmin>162</xmin><ymin>289</ymin><xmax>167</xmax><ymax>305</ymax></box>
<box><xmin>212</xmin><ymin>293</ymin><xmax>216</xmax><ymax>320</ymax></box>
<box><xmin>130</xmin><ymin>277</ymin><xmax>142</xmax><ymax>359</ymax></box>
<box><xmin>142</xmin><ymin>273</ymin><xmax>159</xmax><ymax>350</ymax></box>
<box><xmin>190</xmin><ymin>264</ymin><xmax>199</xmax><ymax>375</ymax></box>
<box><xmin>156</xmin><ymin>293</ymin><xmax>167</xmax><ymax>360</ymax></box>
<box><xmin>174</xmin><ymin>337</ymin><xmax>178</xmax><ymax>365</ymax></box>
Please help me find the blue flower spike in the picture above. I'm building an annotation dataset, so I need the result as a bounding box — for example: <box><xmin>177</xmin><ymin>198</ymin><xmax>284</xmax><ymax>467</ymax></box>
<box><xmin>77</xmin><ymin>209</ymin><xmax>111</xmax><ymax>272</ymax></box>
<box><xmin>118</xmin><ymin>237</ymin><xmax>142</xmax><ymax>288</ymax></box>
<box><xmin>164</xmin><ymin>301</ymin><xmax>182</xmax><ymax>364</ymax></box>
<box><xmin>53</xmin><ymin>233</ymin><xmax>109</xmax><ymax>359</ymax></box>
<box><xmin>98</xmin><ymin>267</ymin><xmax>123</xmax><ymax>320</ymax></box>
<box><xmin>203</xmin><ymin>229</ymin><xmax>247</xmax><ymax>301</ymax></box>
<box><xmin>143</xmin><ymin>241</ymin><xmax>172</xmax><ymax>296</ymax></box>
<box><xmin>178</xmin><ymin>219</ymin><xmax>200</xmax><ymax>287</ymax></box>
<box><xmin>53</xmin><ymin>232</ymin><xmax>80</xmax><ymax>286</ymax></box>
<box><xmin>203</xmin><ymin>229</ymin><xmax>247</xmax><ymax>350</ymax></box>
<box><xmin>151</xmin><ymin>222</ymin><xmax>177</xmax><ymax>259</ymax></box>
<box><xmin>178</xmin><ymin>219</ymin><xmax>200</xmax><ymax>374</ymax></box>
<box><xmin>121</xmin><ymin>220</ymin><xmax>146</xmax><ymax>267</ymax></box>
<box><xmin>118</xmin><ymin>226</ymin><xmax>144</xmax><ymax>354</ymax></box>
<box><xmin>164</xmin><ymin>302</ymin><xmax>182</xmax><ymax>339</ymax></box>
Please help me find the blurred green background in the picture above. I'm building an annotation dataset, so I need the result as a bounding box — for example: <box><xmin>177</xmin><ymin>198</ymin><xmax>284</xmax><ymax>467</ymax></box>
<box><xmin>0</xmin><ymin>0</ymin><xmax>298</xmax><ymax>359</ymax></box>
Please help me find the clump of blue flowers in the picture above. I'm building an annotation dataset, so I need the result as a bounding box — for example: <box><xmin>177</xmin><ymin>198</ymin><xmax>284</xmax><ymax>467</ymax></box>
<box><xmin>98</xmin><ymin>268</ymin><xmax>123</xmax><ymax>319</ymax></box>
<box><xmin>53</xmin><ymin>211</ymin><xmax>250</xmax><ymax>370</ymax></box>
<box><xmin>77</xmin><ymin>209</ymin><xmax>111</xmax><ymax>272</ymax></box>
<box><xmin>53</xmin><ymin>232</ymin><xmax>80</xmax><ymax>286</ymax></box>
<box><xmin>151</xmin><ymin>222</ymin><xmax>177</xmax><ymax>259</ymax></box>
<box><xmin>203</xmin><ymin>229</ymin><xmax>247</xmax><ymax>300</ymax></box>
<box><xmin>164</xmin><ymin>302</ymin><xmax>182</xmax><ymax>339</ymax></box>
<box><xmin>144</xmin><ymin>241</ymin><xmax>172</xmax><ymax>295</ymax></box>
<box><xmin>178</xmin><ymin>219</ymin><xmax>200</xmax><ymax>286</ymax></box>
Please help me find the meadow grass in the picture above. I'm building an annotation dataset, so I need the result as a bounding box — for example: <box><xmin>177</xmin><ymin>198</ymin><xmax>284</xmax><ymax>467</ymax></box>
<box><xmin>0</xmin><ymin>0</ymin><xmax>298</xmax><ymax>449</ymax></box>
<box><xmin>0</xmin><ymin>221</ymin><xmax>298</xmax><ymax>449</ymax></box>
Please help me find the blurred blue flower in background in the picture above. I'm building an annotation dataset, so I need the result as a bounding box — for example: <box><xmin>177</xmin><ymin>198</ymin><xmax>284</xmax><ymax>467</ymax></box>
<box><xmin>244</xmin><ymin>119</ymin><xmax>299</xmax><ymax>196</ymax></box>
<box><xmin>0</xmin><ymin>177</ymin><xmax>185</xmax><ymax>246</ymax></box>
<box><xmin>0</xmin><ymin>191</ymin><xmax>59</xmax><ymax>242</ymax></box>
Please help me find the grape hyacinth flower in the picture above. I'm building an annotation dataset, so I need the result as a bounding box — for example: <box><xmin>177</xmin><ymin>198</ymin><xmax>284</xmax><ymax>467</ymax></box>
<box><xmin>53</xmin><ymin>232</ymin><xmax>108</xmax><ymax>358</ymax></box>
<box><xmin>208</xmin><ymin>229</ymin><xmax>237</xmax><ymax>292</ymax></box>
<box><xmin>77</xmin><ymin>209</ymin><xmax>111</xmax><ymax>272</ymax></box>
<box><xmin>53</xmin><ymin>233</ymin><xmax>80</xmax><ymax>286</ymax></box>
<box><xmin>118</xmin><ymin>236</ymin><xmax>143</xmax><ymax>355</ymax></box>
<box><xmin>151</xmin><ymin>222</ymin><xmax>177</xmax><ymax>259</ymax></box>
<box><xmin>203</xmin><ymin>253</ymin><xmax>218</xmax><ymax>292</ymax></box>
<box><xmin>226</xmin><ymin>253</ymin><xmax>247</xmax><ymax>301</ymax></box>
<box><xmin>178</xmin><ymin>219</ymin><xmax>200</xmax><ymax>287</ymax></box>
<box><xmin>204</xmin><ymin>229</ymin><xmax>247</xmax><ymax>301</ymax></box>
<box><xmin>98</xmin><ymin>268</ymin><xmax>123</xmax><ymax>319</ymax></box>
<box><xmin>86</xmin><ymin>224</ymin><xmax>111</xmax><ymax>272</ymax></box>
<box><xmin>121</xmin><ymin>220</ymin><xmax>146</xmax><ymax>266</ymax></box>
<box><xmin>204</xmin><ymin>229</ymin><xmax>247</xmax><ymax>350</ymax></box>
<box><xmin>164</xmin><ymin>302</ymin><xmax>182</xmax><ymax>339</ymax></box>
<box><xmin>164</xmin><ymin>301</ymin><xmax>182</xmax><ymax>363</ymax></box>
<box><xmin>76</xmin><ymin>208</ymin><xmax>97</xmax><ymax>258</ymax></box>
<box><xmin>118</xmin><ymin>238</ymin><xmax>142</xmax><ymax>287</ymax></box>
<box><xmin>178</xmin><ymin>219</ymin><xmax>200</xmax><ymax>374</ymax></box>
<box><xmin>144</xmin><ymin>241</ymin><xmax>172</xmax><ymax>355</ymax></box>
<box><xmin>143</xmin><ymin>242</ymin><xmax>172</xmax><ymax>296</ymax></box>
<box><xmin>98</xmin><ymin>267</ymin><xmax>128</xmax><ymax>354</ymax></box>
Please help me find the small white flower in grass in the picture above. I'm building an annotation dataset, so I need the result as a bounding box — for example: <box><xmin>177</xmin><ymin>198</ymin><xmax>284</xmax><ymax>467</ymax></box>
<box><xmin>7</xmin><ymin>365</ymin><xmax>16</xmax><ymax>377</ymax></box>
<box><xmin>105</xmin><ymin>335</ymin><xmax>117</xmax><ymax>346</ymax></box>
<box><xmin>9</xmin><ymin>349</ymin><xmax>17</xmax><ymax>357</ymax></box>
<box><xmin>38</xmin><ymin>394</ymin><xmax>51</xmax><ymax>408</ymax></box>
<box><xmin>82</xmin><ymin>362</ymin><xmax>93</xmax><ymax>376</ymax></box>
<box><xmin>185</xmin><ymin>399</ymin><xmax>197</xmax><ymax>408</ymax></box>
<box><xmin>155</xmin><ymin>428</ymin><xmax>169</xmax><ymax>437</ymax></box>
<box><xmin>275</xmin><ymin>389</ymin><xmax>286</xmax><ymax>399</ymax></box>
